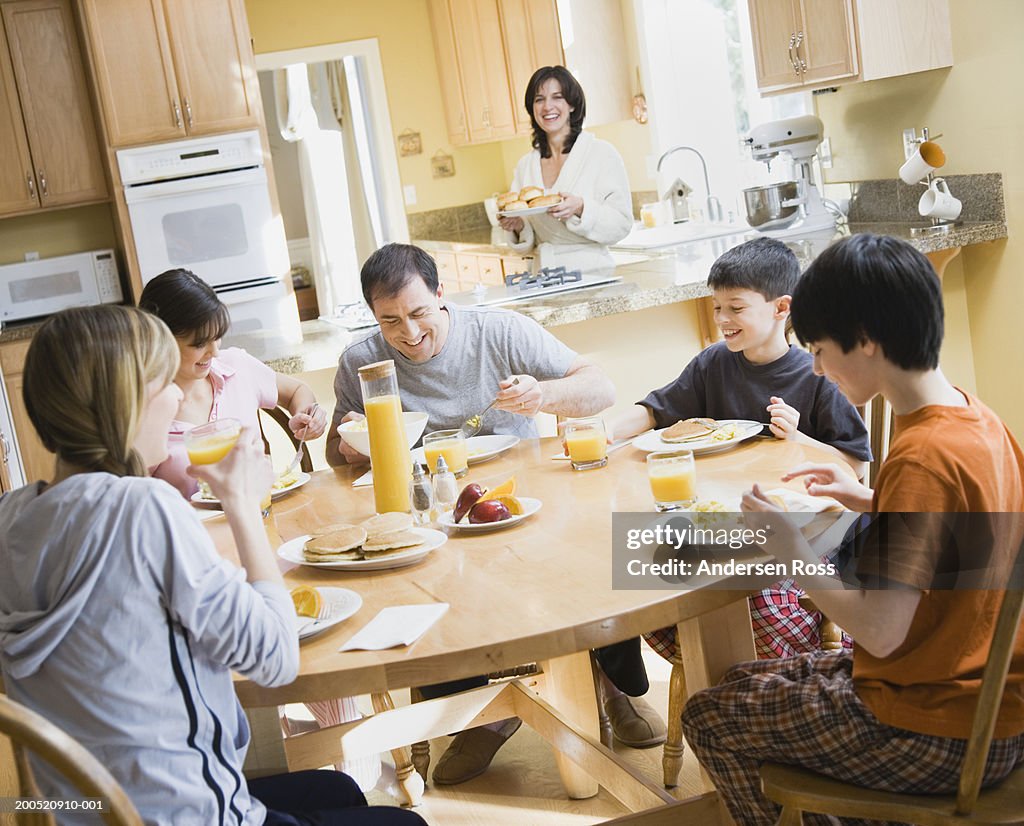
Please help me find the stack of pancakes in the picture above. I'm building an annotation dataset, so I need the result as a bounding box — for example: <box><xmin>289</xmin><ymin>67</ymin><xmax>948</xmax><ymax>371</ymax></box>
<box><xmin>661</xmin><ymin>417</ymin><xmax>719</xmax><ymax>443</ymax></box>
<box><xmin>302</xmin><ymin>512</ymin><xmax>423</xmax><ymax>562</ymax></box>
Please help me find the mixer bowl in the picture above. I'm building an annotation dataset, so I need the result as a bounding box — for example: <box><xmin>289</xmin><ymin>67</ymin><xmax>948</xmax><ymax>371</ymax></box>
<box><xmin>742</xmin><ymin>182</ymin><xmax>801</xmax><ymax>229</ymax></box>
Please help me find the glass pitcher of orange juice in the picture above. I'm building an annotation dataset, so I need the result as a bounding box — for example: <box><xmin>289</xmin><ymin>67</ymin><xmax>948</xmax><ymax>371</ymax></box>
<box><xmin>358</xmin><ymin>360</ymin><xmax>411</xmax><ymax>514</ymax></box>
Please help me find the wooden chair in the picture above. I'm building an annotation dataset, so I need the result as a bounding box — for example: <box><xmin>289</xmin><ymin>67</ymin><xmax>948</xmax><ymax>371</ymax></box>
<box><xmin>760</xmin><ymin>588</ymin><xmax>1024</xmax><ymax>825</ymax></box>
<box><xmin>260</xmin><ymin>406</ymin><xmax>314</xmax><ymax>473</ymax></box>
<box><xmin>0</xmin><ymin>694</ymin><xmax>142</xmax><ymax>825</ymax></box>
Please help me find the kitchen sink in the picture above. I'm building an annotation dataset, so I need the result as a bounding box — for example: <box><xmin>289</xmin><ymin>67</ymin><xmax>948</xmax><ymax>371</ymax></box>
<box><xmin>613</xmin><ymin>220</ymin><xmax>751</xmax><ymax>250</ymax></box>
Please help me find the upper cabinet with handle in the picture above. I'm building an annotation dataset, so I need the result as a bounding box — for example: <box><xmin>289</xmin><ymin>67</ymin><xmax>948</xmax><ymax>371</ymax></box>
<box><xmin>748</xmin><ymin>0</ymin><xmax>952</xmax><ymax>95</ymax></box>
<box><xmin>78</xmin><ymin>0</ymin><xmax>260</xmax><ymax>146</ymax></box>
<box><xmin>0</xmin><ymin>0</ymin><xmax>107</xmax><ymax>217</ymax></box>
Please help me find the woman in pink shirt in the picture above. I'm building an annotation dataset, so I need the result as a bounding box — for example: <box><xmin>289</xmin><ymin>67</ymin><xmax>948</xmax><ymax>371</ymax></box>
<box><xmin>139</xmin><ymin>269</ymin><xmax>327</xmax><ymax>498</ymax></box>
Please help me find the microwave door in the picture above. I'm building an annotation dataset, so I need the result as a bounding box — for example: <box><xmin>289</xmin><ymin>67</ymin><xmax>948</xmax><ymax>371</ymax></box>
<box><xmin>0</xmin><ymin>265</ymin><xmax>100</xmax><ymax>323</ymax></box>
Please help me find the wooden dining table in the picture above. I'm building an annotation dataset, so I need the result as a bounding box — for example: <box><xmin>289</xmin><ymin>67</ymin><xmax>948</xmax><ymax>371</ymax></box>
<box><xmin>210</xmin><ymin>434</ymin><xmax>842</xmax><ymax>822</ymax></box>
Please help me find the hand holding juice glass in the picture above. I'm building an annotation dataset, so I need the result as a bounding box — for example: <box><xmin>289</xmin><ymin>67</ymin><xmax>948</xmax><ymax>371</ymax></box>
<box><xmin>423</xmin><ymin>429</ymin><xmax>469</xmax><ymax>478</ymax></box>
<box><xmin>647</xmin><ymin>449</ymin><xmax>697</xmax><ymax>511</ymax></box>
<box><xmin>184</xmin><ymin>419</ymin><xmax>272</xmax><ymax>516</ymax></box>
<box><xmin>563</xmin><ymin>416</ymin><xmax>608</xmax><ymax>470</ymax></box>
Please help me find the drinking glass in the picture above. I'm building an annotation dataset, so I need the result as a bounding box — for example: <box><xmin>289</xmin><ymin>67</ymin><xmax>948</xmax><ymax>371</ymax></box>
<box><xmin>423</xmin><ymin>429</ymin><xmax>469</xmax><ymax>478</ymax></box>
<box><xmin>184</xmin><ymin>418</ymin><xmax>271</xmax><ymax>516</ymax></box>
<box><xmin>647</xmin><ymin>449</ymin><xmax>697</xmax><ymax>511</ymax></box>
<box><xmin>563</xmin><ymin>416</ymin><xmax>608</xmax><ymax>471</ymax></box>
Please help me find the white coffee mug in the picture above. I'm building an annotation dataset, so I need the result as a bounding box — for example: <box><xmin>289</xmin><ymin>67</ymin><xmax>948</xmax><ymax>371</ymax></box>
<box><xmin>899</xmin><ymin>140</ymin><xmax>946</xmax><ymax>185</ymax></box>
<box><xmin>918</xmin><ymin>177</ymin><xmax>962</xmax><ymax>221</ymax></box>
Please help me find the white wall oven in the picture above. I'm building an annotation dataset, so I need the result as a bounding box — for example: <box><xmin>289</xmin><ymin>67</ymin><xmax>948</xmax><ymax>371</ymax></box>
<box><xmin>117</xmin><ymin>131</ymin><xmax>300</xmax><ymax>340</ymax></box>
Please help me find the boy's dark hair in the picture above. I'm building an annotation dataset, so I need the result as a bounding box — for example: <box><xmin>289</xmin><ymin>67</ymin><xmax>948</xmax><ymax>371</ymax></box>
<box><xmin>525</xmin><ymin>66</ymin><xmax>586</xmax><ymax>159</ymax></box>
<box><xmin>138</xmin><ymin>268</ymin><xmax>230</xmax><ymax>345</ymax></box>
<box><xmin>361</xmin><ymin>243</ymin><xmax>439</xmax><ymax>308</ymax></box>
<box><xmin>791</xmin><ymin>233</ymin><xmax>943</xmax><ymax>370</ymax></box>
<box><xmin>707</xmin><ymin>237</ymin><xmax>799</xmax><ymax>300</ymax></box>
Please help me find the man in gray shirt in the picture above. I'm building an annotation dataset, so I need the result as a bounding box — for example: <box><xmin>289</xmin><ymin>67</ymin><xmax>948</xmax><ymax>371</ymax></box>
<box><xmin>326</xmin><ymin>243</ymin><xmax>615</xmax><ymax>465</ymax></box>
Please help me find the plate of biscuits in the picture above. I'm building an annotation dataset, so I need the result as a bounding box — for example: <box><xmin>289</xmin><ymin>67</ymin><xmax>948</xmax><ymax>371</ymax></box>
<box><xmin>496</xmin><ymin>186</ymin><xmax>563</xmax><ymax>217</ymax></box>
<box><xmin>632</xmin><ymin>418</ymin><xmax>764</xmax><ymax>456</ymax></box>
<box><xmin>277</xmin><ymin>512</ymin><xmax>447</xmax><ymax>571</ymax></box>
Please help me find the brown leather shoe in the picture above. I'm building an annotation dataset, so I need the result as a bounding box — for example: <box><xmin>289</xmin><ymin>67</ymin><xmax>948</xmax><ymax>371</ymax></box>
<box><xmin>605</xmin><ymin>694</ymin><xmax>667</xmax><ymax>748</ymax></box>
<box><xmin>431</xmin><ymin>717</ymin><xmax>522</xmax><ymax>785</ymax></box>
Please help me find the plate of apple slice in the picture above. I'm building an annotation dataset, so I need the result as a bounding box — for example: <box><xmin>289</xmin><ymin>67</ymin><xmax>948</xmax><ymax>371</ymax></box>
<box><xmin>437</xmin><ymin>479</ymin><xmax>541</xmax><ymax>532</ymax></box>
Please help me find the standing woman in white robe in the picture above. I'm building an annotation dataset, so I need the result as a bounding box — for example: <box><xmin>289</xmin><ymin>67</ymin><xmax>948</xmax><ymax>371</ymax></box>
<box><xmin>500</xmin><ymin>65</ymin><xmax>633</xmax><ymax>272</ymax></box>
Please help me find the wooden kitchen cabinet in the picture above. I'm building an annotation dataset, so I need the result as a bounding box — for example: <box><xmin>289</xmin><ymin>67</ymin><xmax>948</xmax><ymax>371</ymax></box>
<box><xmin>428</xmin><ymin>0</ymin><xmax>562</xmax><ymax>146</ymax></box>
<box><xmin>0</xmin><ymin>0</ymin><xmax>106</xmax><ymax>217</ymax></box>
<box><xmin>78</xmin><ymin>0</ymin><xmax>260</xmax><ymax>146</ymax></box>
<box><xmin>0</xmin><ymin>339</ymin><xmax>54</xmax><ymax>486</ymax></box>
<box><xmin>748</xmin><ymin>0</ymin><xmax>952</xmax><ymax>95</ymax></box>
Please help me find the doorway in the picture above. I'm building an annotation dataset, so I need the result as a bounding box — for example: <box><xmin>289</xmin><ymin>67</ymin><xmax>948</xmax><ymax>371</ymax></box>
<box><xmin>255</xmin><ymin>39</ymin><xmax>408</xmax><ymax>324</ymax></box>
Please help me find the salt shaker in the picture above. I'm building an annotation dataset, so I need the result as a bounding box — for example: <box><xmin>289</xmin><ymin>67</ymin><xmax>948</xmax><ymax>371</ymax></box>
<box><xmin>432</xmin><ymin>455</ymin><xmax>458</xmax><ymax>519</ymax></box>
<box><xmin>409</xmin><ymin>462</ymin><xmax>433</xmax><ymax>525</ymax></box>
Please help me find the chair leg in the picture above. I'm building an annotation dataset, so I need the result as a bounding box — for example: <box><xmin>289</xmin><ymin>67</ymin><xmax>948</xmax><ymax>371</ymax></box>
<box><xmin>775</xmin><ymin>804</ymin><xmax>804</xmax><ymax>825</ymax></box>
<box><xmin>589</xmin><ymin>652</ymin><xmax>614</xmax><ymax>748</ymax></box>
<box><xmin>820</xmin><ymin>619</ymin><xmax>845</xmax><ymax>651</ymax></box>
<box><xmin>407</xmin><ymin>687</ymin><xmax>431</xmax><ymax>784</ymax></box>
<box><xmin>663</xmin><ymin>652</ymin><xmax>687</xmax><ymax>788</ymax></box>
<box><xmin>371</xmin><ymin>692</ymin><xmax>424</xmax><ymax>807</ymax></box>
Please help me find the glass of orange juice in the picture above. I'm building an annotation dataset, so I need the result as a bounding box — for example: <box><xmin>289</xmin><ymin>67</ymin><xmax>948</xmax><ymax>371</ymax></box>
<box><xmin>184</xmin><ymin>419</ymin><xmax>271</xmax><ymax>515</ymax></box>
<box><xmin>563</xmin><ymin>416</ymin><xmax>608</xmax><ymax>470</ymax></box>
<box><xmin>647</xmin><ymin>449</ymin><xmax>697</xmax><ymax>511</ymax></box>
<box><xmin>423</xmin><ymin>429</ymin><xmax>469</xmax><ymax>478</ymax></box>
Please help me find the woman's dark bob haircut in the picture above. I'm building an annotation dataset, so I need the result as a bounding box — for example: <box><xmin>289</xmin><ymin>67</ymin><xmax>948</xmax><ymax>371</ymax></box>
<box><xmin>138</xmin><ymin>269</ymin><xmax>231</xmax><ymax>345</ymax></box>
<box><xmin>791</xmin><ymin>233</ymin><xmax>944</xmax><ymax>371</ymax></box>
<box><xmin>524</xmin><ymin>65</ymin><xmax>586</xmax><ymax>158</ymax></box>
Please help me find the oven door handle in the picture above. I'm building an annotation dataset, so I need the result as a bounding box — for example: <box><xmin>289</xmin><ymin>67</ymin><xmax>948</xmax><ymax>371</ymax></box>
<box><xmin>123</xmin><ymin>166</ymin><xmax>266</xmax><ymax>201</ymax></box>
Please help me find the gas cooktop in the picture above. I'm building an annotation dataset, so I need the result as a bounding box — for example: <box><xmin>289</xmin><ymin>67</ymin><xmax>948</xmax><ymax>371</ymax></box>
<box><xmin>448</xmin><ymin>266</ymin><xmax>621</xmax><ymax>308</ymax></box>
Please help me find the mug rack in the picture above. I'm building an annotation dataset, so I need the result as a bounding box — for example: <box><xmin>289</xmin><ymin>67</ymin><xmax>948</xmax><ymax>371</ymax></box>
<box><xmin>905</xmin><ymin>126</ymin><xmax>961</xmax><ymax>236</ymax></box>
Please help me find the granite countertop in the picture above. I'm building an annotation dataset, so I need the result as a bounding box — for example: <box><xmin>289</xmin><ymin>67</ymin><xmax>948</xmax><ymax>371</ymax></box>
<box><xmin>1</xmin><ymin>218</ymin><xmax>1007</xmax><ymax>375</ymax></box>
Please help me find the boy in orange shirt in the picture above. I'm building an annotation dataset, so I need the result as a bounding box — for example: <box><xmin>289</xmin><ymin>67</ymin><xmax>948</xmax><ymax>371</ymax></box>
<box><xmin>682</xmin><ymin>234</ymin><xmax>1024</xmax><ymax>825</ymax></box>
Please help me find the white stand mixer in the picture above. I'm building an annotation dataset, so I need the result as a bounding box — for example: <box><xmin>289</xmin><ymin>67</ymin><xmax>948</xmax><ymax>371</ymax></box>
<box><xmin>742</xmin><ymin>115</ymin><xmax>837</xmax><ymax>237</ymax></box>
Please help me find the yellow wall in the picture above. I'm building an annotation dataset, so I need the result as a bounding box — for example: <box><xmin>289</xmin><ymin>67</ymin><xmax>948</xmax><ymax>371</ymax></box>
<box><xmin>243</xmin><ymin>0</ymin><xmax>654</xmax><ymax>213</ymax></box>
<box><xmin>814</xmin><ymin>0</ymin><xmax>1022</xmax><ymax>435</ymax></box>
<box><xmin>0</xmin><ymin>205</ymin><xmax>116</xmax><ymax>268</ymax></box>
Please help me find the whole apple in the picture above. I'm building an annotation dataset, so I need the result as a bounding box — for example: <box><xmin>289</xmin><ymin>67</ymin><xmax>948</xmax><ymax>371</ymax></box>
<box><xmin>468</xmin><ymin>499</ymin><xmax>512</xmax><ymax>524</ymax></box>
<box><xmin>453</xmin><ymin>482</ymin><xmax>485</xmax><ymax>523</ymax></box>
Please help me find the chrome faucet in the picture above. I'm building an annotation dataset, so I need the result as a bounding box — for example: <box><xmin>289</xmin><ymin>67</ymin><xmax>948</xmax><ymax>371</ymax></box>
<box><xmin>656</xmin><ymin>145</ymin><xmax>723</xmax><ymax>223</ymax></box>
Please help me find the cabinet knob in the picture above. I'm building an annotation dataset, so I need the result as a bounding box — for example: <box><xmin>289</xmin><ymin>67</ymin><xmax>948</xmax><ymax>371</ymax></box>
<box><xmin>38</xmin><ymin>170</ymin><xmax>48</xmax><ymax>199</ymax></box>
<box><xmin>26</xmin><ymin>172</ymin><xmax>36</xmax><ymax>201</ymax></box>
<box><xmin>173</xmin><ymin>100</ymin><xmax>184</xmax><ymax>129</ymax></box>
<box><xmin>185</xmin><ymin>99</ymin><xmax>194</xmax><ymax>129</ymax></box>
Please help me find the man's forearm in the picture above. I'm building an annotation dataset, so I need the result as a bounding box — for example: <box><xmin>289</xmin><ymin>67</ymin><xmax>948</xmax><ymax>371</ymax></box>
<box><xmin>539</xmin><ymin>365</ymin><xmax>615</xmax><ymax>418</ymax></box>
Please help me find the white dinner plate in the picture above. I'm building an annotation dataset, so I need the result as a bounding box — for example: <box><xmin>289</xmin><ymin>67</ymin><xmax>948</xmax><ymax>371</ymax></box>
<box><xmin>437</xmin><ymin>496</ymin><xmax>542</xmax><ymax>532</ymax></box>
<box><xmin>631</xmin><ymin>420</ymin><xmax>764</xmax><ymax>456</ymax></box>
<box><xmin>293</xmin><ymin>587</ymin><xmax>362</xmax><ymax>640</ymax></box>
<box><xmin>277</xmin><ymin>527</ymin><xmax>447</xmax><ymax>571</ymax></box>
<box><xmin>191</xmin><ymin>472</ymin><xmax>312</xmax><ymax>507</ymax></box>
<box><xmin>412</xmin><ymin>434</ymin><xmax>520</xmax><ymax>469</ymax></box>
<box><xmin>497</xmin><ymin>201</ymin><xmax>563</xmax><ymax>218</ymax></box>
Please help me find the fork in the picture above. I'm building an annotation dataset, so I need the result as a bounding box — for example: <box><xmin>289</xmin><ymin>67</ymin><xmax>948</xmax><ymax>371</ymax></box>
<box><xmin>283</xmin><ymin>403</ymin><xmax>318</xmax><ymax>478</ymax></box>
<box><xmin>461</xmin><ymin>378</ymin><xmax>518</xmax><ymax>438</ymax></box>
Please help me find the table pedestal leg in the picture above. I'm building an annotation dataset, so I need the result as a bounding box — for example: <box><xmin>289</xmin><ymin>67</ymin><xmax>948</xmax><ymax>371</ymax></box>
<box><xmin>536</xmin><ymin>651</ymin><xmax>601</xmax><ymax>799</ymax></box>
<box><xmin>371</xmin><ymin>692</ymin><xmax>424</xmax><ymax>807</ymax></box>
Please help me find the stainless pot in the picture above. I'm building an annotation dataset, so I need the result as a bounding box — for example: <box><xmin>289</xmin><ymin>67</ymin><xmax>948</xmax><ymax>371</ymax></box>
<box><xmin>742</xmin><ymin>181</ymin><xmax>802</xmax><ymax>229</ymax></box>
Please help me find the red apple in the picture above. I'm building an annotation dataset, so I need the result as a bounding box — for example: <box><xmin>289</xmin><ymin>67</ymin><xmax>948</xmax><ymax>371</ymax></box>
<box><xmin>453</xmin><ymin>483</ymin><xmax>486</xmax><ymax>523</ymax></box>
<box><xmin>468</xmin><ymin>499</ymin><xmax>512</xmax><ymax>524</ymax></box>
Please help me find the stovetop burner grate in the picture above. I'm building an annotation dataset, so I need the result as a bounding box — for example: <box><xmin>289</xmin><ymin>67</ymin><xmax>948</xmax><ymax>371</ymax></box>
<box><xmin>504</xmin><ymin>266</ymin><xmax>583</xmax><ymax>290</ymax></box>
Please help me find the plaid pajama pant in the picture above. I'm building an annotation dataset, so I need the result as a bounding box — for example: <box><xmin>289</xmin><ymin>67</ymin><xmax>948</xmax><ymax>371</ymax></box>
<box><xmin>682</xmin><ymin>650</ymin><xmax>1024</xmax><ymax>826</ymax></box>
<box><xmin>644</xmin><ymin>580</ymin><xmax>853</xmax><ymax>662</ymax></box>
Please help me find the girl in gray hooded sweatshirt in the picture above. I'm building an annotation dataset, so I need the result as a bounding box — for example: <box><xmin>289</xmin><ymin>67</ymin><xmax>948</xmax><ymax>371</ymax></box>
<box><xmin>0</xmin><ymin>306</ymin><xmax>424</xmax><ymax>826</ymax></box>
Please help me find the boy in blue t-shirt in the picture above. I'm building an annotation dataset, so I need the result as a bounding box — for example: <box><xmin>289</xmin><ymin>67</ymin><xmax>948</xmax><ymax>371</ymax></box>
<box><xmin>611</xmin><ymin>237</ymin><xmax>872</xmax><ymax>660</ymax></box>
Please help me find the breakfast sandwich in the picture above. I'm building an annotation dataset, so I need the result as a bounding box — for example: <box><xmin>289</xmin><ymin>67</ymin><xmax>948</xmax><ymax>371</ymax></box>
<box><xmin>661</xmin><ymin>417</ymin><xmax>718</xmax><ymax>443</ymax></box>
<box><xmin>496</xmin><ymin>190</ymin><xmax>520</xmax><ymax>209</ymax></box>
<box><xmin>501</xmin><ymin>199</ymin><xmax>529</xmax><ymax>212</ymax></box>
<box><xmin>518</xmin><ymin>185</ymin><xmax>543</xmax><ymax>202</ymax></box>
<box><xmin>527</xmin><ymin>193</ymin><xmax>562</xmax><ymax>208</ymax></box>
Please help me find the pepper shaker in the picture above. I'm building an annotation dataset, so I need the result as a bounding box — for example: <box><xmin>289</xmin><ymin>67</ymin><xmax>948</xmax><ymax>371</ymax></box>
<box><xmin>409</xmin><ymin>462</ymin><xmax>433</xmax><ymax>525</ymax></box>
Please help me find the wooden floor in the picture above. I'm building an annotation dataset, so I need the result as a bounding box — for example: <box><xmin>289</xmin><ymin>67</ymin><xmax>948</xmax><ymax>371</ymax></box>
<box><xmin>288</xmin><ymin>646</ymin><xmax>707</xmax><ymax>825</ymax></box>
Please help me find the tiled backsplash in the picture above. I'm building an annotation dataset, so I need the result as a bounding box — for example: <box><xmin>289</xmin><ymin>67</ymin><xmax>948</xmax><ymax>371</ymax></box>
<box><xmin>847</xmin><ymin>173</ymin><xmax>1004</xmax><ymax>224</ymax></box>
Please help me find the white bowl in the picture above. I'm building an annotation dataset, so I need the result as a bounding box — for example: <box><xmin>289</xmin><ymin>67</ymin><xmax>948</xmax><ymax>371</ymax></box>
<box><xmin>337</xmin><ymin>411</ymin><xmax>429</xmax><ymax>457</ymax></box>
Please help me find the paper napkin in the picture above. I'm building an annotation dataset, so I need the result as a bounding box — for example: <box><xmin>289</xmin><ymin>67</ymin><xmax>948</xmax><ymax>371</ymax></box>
<box><xmin>339</xmin><ymin>603</ymin><xmax>449</xmax><ymax>651</ymax></box>
<box><xmin>353</xmin><ymin>468</ymin><xmax>373</xmax><ymax>488</ymax></box>
<box><xmin>194</xmin><ymin>508</ymin><xmax>225</xmax><ymax>521</ymax></box>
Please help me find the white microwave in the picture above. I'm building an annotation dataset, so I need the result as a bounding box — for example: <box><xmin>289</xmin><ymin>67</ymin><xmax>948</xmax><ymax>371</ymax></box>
<box><xmin>0</xmin><ymin>250</ymin><xmax>123</xmax><ymax>324</ymax></box>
